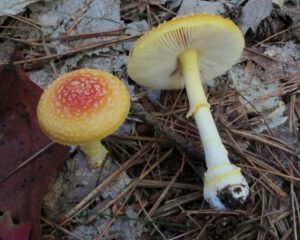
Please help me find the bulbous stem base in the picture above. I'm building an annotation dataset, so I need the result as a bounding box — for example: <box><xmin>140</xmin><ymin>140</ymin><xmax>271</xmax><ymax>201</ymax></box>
<box><xmin>203</xmin><ymin>162</ymin><xmax>249</xmax><ymax>209</ymax></box>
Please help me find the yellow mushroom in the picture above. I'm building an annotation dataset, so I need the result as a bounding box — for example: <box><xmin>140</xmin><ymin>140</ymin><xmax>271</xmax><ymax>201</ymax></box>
<box><xmin>127</xmin><ymin>14</ymin><xmax>249</xmax><ymax>209</ymax></box>
<box><xmin>37</xmin><ymin>69</ymin><xmax>130</xmax><ymax>168</ymax></box>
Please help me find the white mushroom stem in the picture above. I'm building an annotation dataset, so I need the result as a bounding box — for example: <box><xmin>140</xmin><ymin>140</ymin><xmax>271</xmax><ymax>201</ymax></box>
<box><xmin>179</xmin><ymin>50</ymin><xmax>249</xmax><ymax>209</ymax></box>
<box><xmin>80</xmin><ymin>141</ymin><xmax>108</xmax><ymax>168</ymax></box>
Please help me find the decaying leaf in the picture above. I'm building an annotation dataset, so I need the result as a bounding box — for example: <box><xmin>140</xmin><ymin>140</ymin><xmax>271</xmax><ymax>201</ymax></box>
<box><xmin>264</xmin><ymin>41</ymin><xmax>300</xmax><ymax>63</ymax></box>
<box><xmin>27</xmin><ymin>0</ymin><xmax>125</xmax><ymax>88</ymax></box>
<box><xmin>239</xmin><ymin>0</ymin><xmax>273</xmax><ymax>34</ymax></box>
<box><xmin>177</xmin><ymin>0</ymin><xmax>226</xmax><ymax>16</ymax></box>
<box><xmin>272</xmin><ymin>0</ymin><xmax>285</xmax><ymax>8</ymax></box>
<box><xmin>72</xmin><ymin>205</ymin><xmax>144</xmax><ymax>240</ymax></box>
<box><xmin>0</xmin><ymin>0</ymin><xmax>41</xmax><ymax>24</ymax></box>
<box><xmin>0</xmin><ymin>58</ymin><xmax>69</xmax><ymax>239</ymax></box>
<box><xmin>44</xmin><ymin>153</ymin><xmax>130</xmax><ymax>220</ymax></box>
<box><xmin>0</xmin><ymin>212</ymin><xmax>31</xmax><ymax>240</ymax></box>
<box><xmin>230</xmin><ymin>57</ymin><xmax>287</xmax><ymax>132</ymax></box>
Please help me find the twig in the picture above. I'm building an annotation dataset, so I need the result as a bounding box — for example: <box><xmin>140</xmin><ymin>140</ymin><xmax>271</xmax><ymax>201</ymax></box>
<box><xmin>4</xmin><ymin>14</ymin><xmax>41</xmax><ymax>29</ymax></box>
<box><xmin>167</xmin><ymin>227</ymin><xmax>201</xmax><ymax>240</ymax></box>
<box><xmin>290</xmin><ymin>167</ymin><xmax>298</xmax><ymax>240</ymax></box>
<box><xmin>137</xmin><ymin>194</ymin><xmax>168</xmax><ymax>240</ymax></box>
<box><xmin>41</xmin><ymin>216</ymin><xmax>84</xmax><ymax>240</ymax></box>
<box><xmin>255</xmin><ymin>22</ymin><xmax>300</xmax><ymax>47</ymax></box>
<box><xmin>111</xmin><ymin>133</ymin><xmax>168</xmax><ymax>142</ymax></box>
<box><xmin>4</xmin><ymin>35</ymin><xmax>138</xmax><ymax>65</ymax></box>
<box><xmin>177</xmin><ymin>205</ymin><xmax>201</xmax><ymax>228</ymax></box>
<box><xmin>0</xmin><ymin>142</ymin><xmax>55</xmax><ymax>184</ymax></box>
<box><xmin>30</xmin><ymin>28</ymin><xmax>126</xmax><ymax>42</ymax></box>
<box><xmin>194</xmin><ymin>216</ymin><xmax>217</xmax><ymax>239</ymax></box>
<box><xmin>152</xmin><ymin>2</ymin><xmax>176</xmax><ymax>16</ymax></box>
<box><xmin>148</xmin><ymin>168</ymin><xmax>181</xmax><ymax>217</ymax></box>
<box><xmin>97</xmin><ymin>149</ymin><xmax>173</xmax><ymax>238</ymax></box>
<box><xmin>154</xmin><ymin>192</ymin><xmax>203</xmax><ymax>218</ymax></box>
<box><xmin>61</xmin><ymin>143</ymin><xmax>153</xmax><ymax>223</ymax></box>
<box><xmin>131</xmin><ymin>102</ymin><xmax>204</xmax><ymax>160</ymax></box>
<box><xmin>230</xmin><ymin>129</ymin><xmax>296</xmax><ymax>156</ymax></box>
<box><xmin>41</xmin><ymin>31</ymin><xmax>58</xmax><ymax>76</ymax></box>
<box><xmin>86</xmin><ymin>149</ymin><xmax>174</xmax><ymax>224</ymax></box>
<box><xmin>289</xmin><ymin>94</ymin><xmax>297</xmax><ymax>133</ymax></box>
<box><xmin>0</xmin><ymin>36</ymin><xmax>44</xmax><ymax>47</ymax></box>
<box><xmin>240</xmin><ymin>164</ymin><xmax>300</xmax><ymax>182</ymax></box>
<box><xmin>185</xmin><ymin>209</ymin><xmax>246</xmax><ymax>215</ymax></box>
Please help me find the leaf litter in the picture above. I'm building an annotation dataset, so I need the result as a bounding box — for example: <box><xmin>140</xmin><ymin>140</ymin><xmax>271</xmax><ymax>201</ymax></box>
<box><xmin>1</xmin><ymin>0</ymin><xmax>300</xmax><ymax>239</ymax></box>
<box><xmin>0</xmin><ymin>212</ymin><xmax>32</xmax><ymax>240</ymax></box>
<box><xmin>238</xmin><ymin>0</ymin><xmax>273</xmax><ymax>34</ymax></box>
<box><xmin>0</xmin><ymin>43</ymin><xmax>69</xmax><ymax>240</ymax></box>
<box><xmin>24</xmin><ymin>0</ymin><xmax>127</xmax><ymax>88</ymax></box>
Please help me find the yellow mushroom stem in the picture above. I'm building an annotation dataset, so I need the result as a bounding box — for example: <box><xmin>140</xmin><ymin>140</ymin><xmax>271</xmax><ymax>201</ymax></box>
<box><xmin>80</xmin><ymin>141</ymin><xmax>108</xmax><ymax>168</ymax></box>
<box><xmin>179</xmin><ymin>50</ymin><xmax>208</xmax><ymax>116</ymax></box>
<box><xmin>179</xmin><ymin>50</ymin><xmax>230</xmax><ymax>166</ymax></box>
<box><xmin>178</xmin><ymin>50</ymin><xmax>249</xmax><ymax>209</ymax></box>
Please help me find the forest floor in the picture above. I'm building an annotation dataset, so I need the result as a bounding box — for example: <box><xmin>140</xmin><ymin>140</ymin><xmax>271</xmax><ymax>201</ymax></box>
<box><xmin>0</xmin><ymin>0</ymin><xmax>300</xmax><ymax>239</ymax></box>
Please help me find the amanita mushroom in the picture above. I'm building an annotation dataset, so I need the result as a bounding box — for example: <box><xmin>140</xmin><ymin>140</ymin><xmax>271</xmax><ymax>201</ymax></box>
<box><xmin>127</xmin><ymin>14</ymin><xmax>249</xmax><ymax>209</ymax></box>
<box><xmin>37</xmin><ymin>69</ymin><xmax>130</xmax><ymax>167</ymax></box>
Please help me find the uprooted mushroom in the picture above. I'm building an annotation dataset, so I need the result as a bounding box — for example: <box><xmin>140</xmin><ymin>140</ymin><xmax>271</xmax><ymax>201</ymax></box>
<box><xmin>127</xmin><ymin>14</ymin><xmax>250</xmax><ymax>209</ymax></box>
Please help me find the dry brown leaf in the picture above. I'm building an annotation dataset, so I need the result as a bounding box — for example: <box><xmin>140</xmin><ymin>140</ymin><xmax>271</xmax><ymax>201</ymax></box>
<box><xmin>239</xmin><ymin>0</ymin><xmax>273</xmax><ymax>34</ymax></box>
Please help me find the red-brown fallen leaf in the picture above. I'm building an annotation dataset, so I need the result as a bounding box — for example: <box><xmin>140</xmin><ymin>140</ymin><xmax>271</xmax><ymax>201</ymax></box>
<box><xmin>0</xmin><ymin>212</ymin><xmax>32</xmax><ymax>240</ymax></box>
<box><xmin>0</xmin><ymin>61</ymin><xmax>69</xmax><ymax>239</ymax></box>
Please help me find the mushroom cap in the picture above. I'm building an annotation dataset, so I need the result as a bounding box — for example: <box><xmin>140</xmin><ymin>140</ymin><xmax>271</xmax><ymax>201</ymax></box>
<box><xmin>37</xmin><ymin>69</ymin><xmax>130</xmax><ymax>145</ymax></box>
<box><xmin>127</xmin><ymin>14</ymin><xmax>245</xmax><ymax>89</ymax></box>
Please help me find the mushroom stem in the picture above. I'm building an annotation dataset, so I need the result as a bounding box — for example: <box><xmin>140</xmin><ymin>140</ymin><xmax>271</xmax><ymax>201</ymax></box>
<box><xmin>179</xmin><ymin>50</ymin><xmax>230</xmax><ymax>167</ymax></box>
<box><xmin>80</xmin><ymin>141</ymin><xmax>108</xmax><ymax>168</ymax></box>
<box><xmin>179</xmin><ymin>50</ymin><xmax>249</xmax><ymax>209</ymax></box>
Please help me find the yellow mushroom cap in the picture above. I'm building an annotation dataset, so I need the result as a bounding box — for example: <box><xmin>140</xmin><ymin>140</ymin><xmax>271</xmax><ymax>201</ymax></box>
<box><xmin>37</xmin><ymin>69</ymin><xmax>130</xmax><ymax>145</ymax></box>
<box><xmin>127</xmin><ymin>14</ymin><xmax>245</xmax><ymax>89</ymax></box>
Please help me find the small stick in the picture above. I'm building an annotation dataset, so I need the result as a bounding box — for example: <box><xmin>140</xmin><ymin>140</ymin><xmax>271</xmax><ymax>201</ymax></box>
<box><xmin>61</xmin><ymin>143</ymin><xmax>152</xmax><ymax>223</ymax></box>
<box><xmin>255</xmin><ymin>22</ymin><xmax>300</xmax><ymax>47</ymax></box>
<box><xmin>96</xmin><ymin>149</ymin><xmax>173</xmax><ymax>238</ymax></box>
<box><xmin>3</xmin><ymin>35</ymin><xmax>138</xmax><ymax>65</ymax></box>
<box><xmin>0</xmin><ymin>142</ymin><xmax>55</xmax><ymax>184</ymax></box>
<box><xmin>137</xmin><ymin>194</ymin><xmax>168</xmax><ymax>240</ymax></box>
<box><xmin>41</xmin><ymin>31</ymin><xmax>58</xmax><ymax>76</ymax></box>
<box><xmin>29</xmin><ymin>28</ymin><xmax>126</xmax><ymax>42</ymax></box>
<box><xmin>289</xmin><ymin>94</ymin><xmax>296</xmax><ymax>133</ymax></box>
<box><xmin>131</xmin><ymin>102</ymin><xmax>204</xmax><ymax>160</ymax></box>
<box><xmin>86</xmin><ymin>149</ymin><xmax>173</xmax><ymax>224</ymax></box>
<box><xmin>148</xmin><ymin>168</ymin><xmax>181</xmax><ymax>217</ymax></box>
<box><xmin>41</xmin><ymin>216</ymin><xmax>84</xmax><ymax>240</ymax></box>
